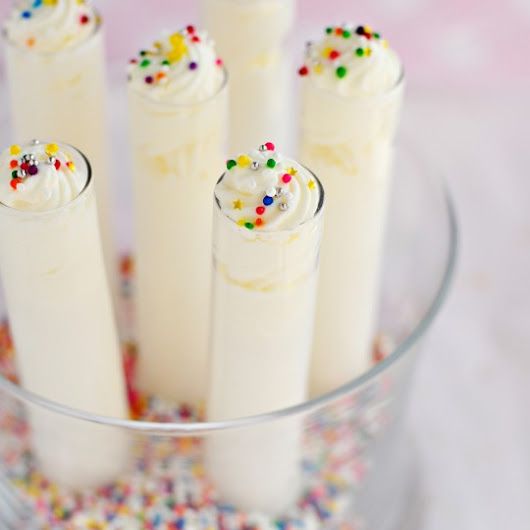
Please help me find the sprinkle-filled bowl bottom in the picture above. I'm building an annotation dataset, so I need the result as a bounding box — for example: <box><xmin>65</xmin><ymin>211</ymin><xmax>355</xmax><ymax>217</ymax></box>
<box><xmin>0</xmin><ymin>256</ymin><xmax>393</xmax><ymax>530</ymax></box>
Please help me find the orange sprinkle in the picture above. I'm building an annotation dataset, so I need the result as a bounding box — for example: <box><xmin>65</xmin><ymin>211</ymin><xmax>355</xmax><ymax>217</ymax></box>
<box><xmin>26</xmin><ymin>37</ymin><xmax>35</xmax><ymax>48</ymax></box>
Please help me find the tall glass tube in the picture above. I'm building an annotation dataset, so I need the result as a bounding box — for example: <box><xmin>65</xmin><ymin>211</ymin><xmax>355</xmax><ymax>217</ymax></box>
<box><xmin>300</xmin><ymin>44</ymin><xmax>405</xmax><ymax>397</ymax></box>
<box><xmin>0</xmin><ymin>141</ymin><xmax>129</xmax><ymax>490</ymax></box>
<box><xmin>206</xmin><ymin>154</ymin><xmax>324</xmax><ymax>514</ymax></box>
<box><xmin>128</xmin><ymin>70</ymin><xmax>228</xmax><ymax>405</ymax></box>
<box><xmin>3</xmin><ymin>18</ymin><xmax>117</xmax><ymax>299</ymax></box>
<box><xmin>202</xmin><ymin>0</ymin><xmax>294</xmax><ymax>152</ymax></box>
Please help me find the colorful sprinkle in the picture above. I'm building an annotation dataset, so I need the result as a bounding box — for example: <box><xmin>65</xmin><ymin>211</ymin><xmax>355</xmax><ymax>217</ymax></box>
<box><xmin>329</xmin><ymin>50</ymin><xmax>340</xmax><ymax>60</ymax></box>
<box><xmin>265</xmin><ymin>142</ymin><xmax>275</xmax><ymax>151</ymax></box>
<box><xmin>266</xmin><ymin>159</ymin><xmax>276</xmax><ymax>169</ymax></box>
<box><xmin>336</xmin><ymin>66</ymin><xmax>347</xmax><ymax>78</ymax></box>
<box><xmin>237</xmin><ymin>155</ymin><xmax>252</xmax><ymax>168</ymax></box>
<box><xmin>189</xmin><ymin>61</ymin><xmax>198</xmax><ymax>70</ymax></box>
<box><xmin>9</xmin><ymin>145</ymin><xmax>21</xmax><ymax>156</ymax></box>
<box><xmin>226</xmin><ymin>159</ymin><xmax>237</xmax><ymax>170</ymax></box>
<box><xmin>140</xmin><ymin>59</ymin><xmax>151</xmax><ymax>68</ymax></box>
<box><xmin>282</xmin><ymin>174</ymin><xmax>292</xmax><ymax>184</ymax></box>
<box><xmin>21</xmin><ymin>11</ymin><xmax>32</xmax><ymax>19</ymax></box>
<box><xmin>10</xmin><ymin>178</ymin><xmax>22</xmax><ymax>190</ymax></box>
<box><xmin>256</xmin><ymin>206</ymin><xmax>265</xmax><ymax>215</ymax></box>
<box><xmin>244</xmin><ymin>222</ymin><xmax>254</xmax><ymax>230</ymax></box>
<box><xmin>145</xmin><ymin>75</ymin><xmax>154</xmax><ymax>84</ymax></box>
<box><xmin>298</xmin><ymin>66</ymin><xmax>309</xmax><ymax>76</ymax></box>
<box><xmin>80</xmin><ymin>14</ymin><xmax>90</xmax><ymax>25</ymax></box>
<box><xmin>308</xmin><ymin>180</ymin><xmax>316</xmax><ymax>190</ymax></box>
<box><xmin>263</xmin><ymin>196</ymin><xmax>274</xmax><ymax>206</ymax></box>
<box><xmin>255</xmin><ymin>218</ymin><xmax>264</xmax><ymax>226</ymax></box>
<box><xmin>355</xmin><ymin>47</ymin><xmax>364</xmax><ymax>57</ymax></box>
<box><xmin>9</xmin><ymin>160</ymin><xmax>18</xmax><ymax>169</ymax></box>
<box><xmin>232</xmin><ymin>199</ymin><xmax>243</xmax><ymax>210</ymax></box>
<box><xmin>45</xmin><ymin>143</ymin><xmax>59</xmax><ymax>156</ymax></box>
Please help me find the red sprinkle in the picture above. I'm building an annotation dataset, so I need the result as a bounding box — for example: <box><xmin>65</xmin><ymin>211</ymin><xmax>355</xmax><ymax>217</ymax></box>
<box><xmin>10</xmin><ymin>178</ymin><xmax>22</xmax><ymax>190</ymax></box>
<box><xmin>54</xmin><ymin>159</ymin><xmax>61</xmax><ymax>170</ymax></box>
<box><xmin>298</xmin><ymin>65</ymin><xmax>309</xmax><ymax>76</ymax></box>
<box><xmin>130</xmin><ymin>58</ymin><xmax>138</xmax><ymax>64</ymax></box>
<box><xmin>335</xmin><ymin>28</ymin><xmax>343</xmax><ymax>35</ymax></box>
<box><xmin>192</xmin><ymin>36</ymin><xmax>201</xmax><ymax>43</ymax></box>
<box><xmin>215</xmin><ymin>58</ymin><xmax>223</xmax><ymax>66</ymax></box>
<box><xmin>187</xmin><ymin>25</ymin><xmax>196</xmax><ymax>34</ymax></box>
<box><xmin>282</xmin><ymin>174</ymin><xmax>292</xmax><ymax>184</ymax></box>
<box><xmin>255</xmin><ymin>218</ymin><xmax>264</xmax><ymax>226</ymax></box>
<box><xmin>329</xmin><ymin>50</ymin><xmax>340</xmax><ymax>60</ymax></box>
<box><xmin>80</xmin><ymin>14</ymin><xmax>90</xmax><ymax>25</ymax></box>
<box><xmin>265</xmin><ymin>142</ymin><xmax>275</xmax><ymax>151</ymax></box>
<box><xmin>256</xmin><ymin>206</ymin><xmax>265</xmax><ymax>215</ymax></box>
<box><xmin>9</xmin><ymin>160</ymin><xmax>18</xmax><ymax>169</ymax></box>
<box><xmin>20</xmin><ymin>162</ymin><xmax>29</xmax><ymax>171</ymax></box>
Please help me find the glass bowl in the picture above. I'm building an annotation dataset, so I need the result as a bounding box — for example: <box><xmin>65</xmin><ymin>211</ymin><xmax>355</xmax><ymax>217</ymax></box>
<box><xmin>0</xmin><ymin>138</ymin><xmax>457</xmax><ymax>530</ymax></box>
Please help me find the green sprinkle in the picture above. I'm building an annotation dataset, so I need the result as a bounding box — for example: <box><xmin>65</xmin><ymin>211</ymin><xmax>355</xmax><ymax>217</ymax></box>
<box><xmin>266</xmin><ymin>159</ymin><xmax>276</xmax><ymax>169</ymax></box>
<box><xmin>355</xmin><ymin>47</ymin><xmax>365</xmax><ymax>57</ymax></box>
<box><xmin>373</xmin><ymin>32</ymin><xmax>381</xmax><ymax>39</ymax></box>
<box><xmin>245</xmin><ymin>222</ymin><xmax>254</xmax><ymax>230</ymax></box>
<box><xmin>342</xmin><ymin>30</ymin><xmax>351</xmax><ymax>39</ymax></box>
<box><xmin>11</xmin><ymin>170</ymin><xmax>18</xmax><ymax>179</ymax></box>
<box><xmin>161</xmin><ymin>59</ymin><xmax>170</xmax><ymax>66</ymax></box>
<box><xmin>139</xmin><ymin>50</ymin><xmax>148</xmax><ymax>57</ymax></box>
<box><xmin>140</xmin><ymin>59</ymin><xmax>151</xmax><ymax>68</ymax></box>
<box><xmin>325</xmin><ymin>27</ymin><xmax>333</xmax><ymax>35</ymax></box>
<box><xmin>226</xmin><ymin>159</ymin><xmax>237</xmax><ymax>170</ymax></box>
<box><xmin>336</xmin><ymin>66</ymin><xmax>347</xmax><ymax>78</ymax></box>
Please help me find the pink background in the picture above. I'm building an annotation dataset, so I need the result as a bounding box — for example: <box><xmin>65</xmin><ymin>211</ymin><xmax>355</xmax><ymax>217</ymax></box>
<box><xmin>0</xmin><ymin>0</ymin><xmax>529</xmax><ymax>91</ymax></box>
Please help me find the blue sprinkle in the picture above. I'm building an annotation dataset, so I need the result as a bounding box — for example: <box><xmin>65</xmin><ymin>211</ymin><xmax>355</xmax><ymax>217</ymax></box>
<box><xmin>32</xmin><ymin>0</ymin><xmax>42</xmax><ymax>7</ymax></box>
<box><xmin>152</xmin><ymin>514</ymin><xmax>162</xmax><ymax>527</ymax></box>
<box><xmin>263</xmin><ymin>196</ymin><xmax>273</xmax><ymax>206</ymax></box>
<box><xmin>175</xmin><ymin>518</ymin><xmax>185</xmax><ymax>529</ymax></box>
<box><xmin>21</xmin><ymin>10</ymin><xmax>32</xmax><ymax>18</ymax></box>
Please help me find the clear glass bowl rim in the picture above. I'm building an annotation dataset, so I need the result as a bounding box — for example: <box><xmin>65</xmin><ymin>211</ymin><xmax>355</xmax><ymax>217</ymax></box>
<box><xmin>0</xmin><ymin>154</ymin><xmax>458</xmax><ymax>435</ymax></box>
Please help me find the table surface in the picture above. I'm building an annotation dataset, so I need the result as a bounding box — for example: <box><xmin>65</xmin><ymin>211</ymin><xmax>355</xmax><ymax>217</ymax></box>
<box><xmin>0</xmin><ymin>79</ymin><xmax>528</xmax><ymax>530</ymax></box>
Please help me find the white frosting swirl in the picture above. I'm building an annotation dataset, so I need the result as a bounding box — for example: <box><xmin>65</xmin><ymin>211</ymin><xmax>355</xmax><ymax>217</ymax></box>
<box><xmin>0</xmin><ymin>141</ymin><xmax>87</xmax><ymax>212</ymax></box>
<box><xmin>128</xmin><ymin>26</ymin><xmax>225</xmax><ymax>105</ymax></box>
<box><xmin>215</xmin><ymin>143</ymin><xmax>322</xmax><ymax>232</ymax></box>
<box><xmin>301</xmin><ymin>24</ymin><xmax>402</xmax><ymax>96</ymax></box>
<box><xmin>4</xmin><ymin>0</ymin><xmax>98</xmax><ymax>53</ymax></box>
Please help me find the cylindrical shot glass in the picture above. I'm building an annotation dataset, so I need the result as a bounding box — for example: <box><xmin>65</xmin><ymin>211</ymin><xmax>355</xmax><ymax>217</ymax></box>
<box><xmin>128</xmin><ymin>70</ymin><xmax>228</xmax><ymax>405</ymax></box>
<box><xmin>206</xmin><ymin>161</ymin><xmax>324</xmax><ymax>515</ymax></box>
<box><xmin>202</xmin><ymin>0</ymin><xmax>294</xmax><ymax>152</ymax></box>
<box><xmin>300</xmin><ymin>60</ymin><xmax>405</xmax><ymax>397</ymax></box>
<box><xmin>3</xmin><ymin>15</ymin><xmax>117</xmax><ymax>298</ymax></box>
<box><xmin>0</xmin><ymin>142</ymin><xmax>129</xmax><ymax>490</ymax></box>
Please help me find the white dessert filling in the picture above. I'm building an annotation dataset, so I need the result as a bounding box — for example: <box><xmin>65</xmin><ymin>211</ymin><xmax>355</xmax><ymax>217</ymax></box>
<box><xmin>300</xmin><ymin>23</ymin><xmax>402</xmax><ymax>96</ymax></box>
<box><xmin>127</xmin><ymin>26</ymin><xmax>225</xmax><ymax>105</ymax></box>
<box><xmin>4</xmin><ymin>0</ymin><xmax>98</xmax><ymax>53</ymax></box>
<box><xmin>0</xmin><ymin>141</ymin><xmax>87</xmax><ymax>212</ymax></box>
<box><xmin>216</xmin><ymin>142</ymin><xmax>321</xmax><ymax>232</ymax></box>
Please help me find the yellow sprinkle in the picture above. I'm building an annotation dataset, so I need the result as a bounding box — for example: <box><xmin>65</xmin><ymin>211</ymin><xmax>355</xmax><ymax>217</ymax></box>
<box><xmin>43</xmin><ymin>0</ymin><xmax>58</xmax><ymax>5</ymax></box>
<box><xmin>154</xmin><ymin>41</ymin><xmax>163</xmax><ymax>50</ymax></box>
<box><xmin>66</xmin><ymin>161</ymin><xmax>76</xmax><ymax>171</ymax></box>
<box><xmin>237</xmin><ymin>218</ymin><xmax>246</xmax><ymax>226</ymax></box>
<box><xmin>364</xmin><ymin>25</ymin><xmax>373</xmax><ymax>34</ymax></box>
<box><xmin>308</xmin><ymin>180</ymin><xmax>316</xmax><ymax>190</ymax></box>
<box><xmin>365</xmin><ymin>47</ymin><xmax>372</xmax><ymax>57</ymax></box>
<box><xmin>45</xmin><ymin>143</ymin><xmax>59</xmax><ymax>156</ymax></box>
<box><xmin>167</xmin><ymin>46</ymin><xmax>187</xmax><ymax>63</ymax></box>
<box><xmin>237</xmin><ymin>154</ymin><xmax>251</xmax><ymax>168</ymax></box>
<box><xmin>169</xmin><ymin>33</ymin><xmax>185</xmax><ymax>47</ymax></box>
<box><xmin>313</xmin><ymin>63</ymin><xmax>324</xmax><ymax>74</ymax></box>
<box><xmin>322</xmin><ymin>46</ymin><xmax>333</xmax><ymax>59</ymax></box>
<box><xmin>287</xmin><ymin>167</ymin><xmax>298</xmax><ymax>176</ymax></box>
<box><xmin>9</xmin><ymin>145</ymin><xmax>21</xmax><ymax>156</ymax></box>
<box><xmin>233</xmin><ymin>199</ymin><xmax>243</xmax><ymax>210</ymax></box>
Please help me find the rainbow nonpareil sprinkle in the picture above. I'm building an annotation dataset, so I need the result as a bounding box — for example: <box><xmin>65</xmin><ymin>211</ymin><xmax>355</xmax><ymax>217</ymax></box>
<box><xmin>0</xmin><ymin>257</ymin><xmax>392</xmax><ymax>529</ymax></box>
